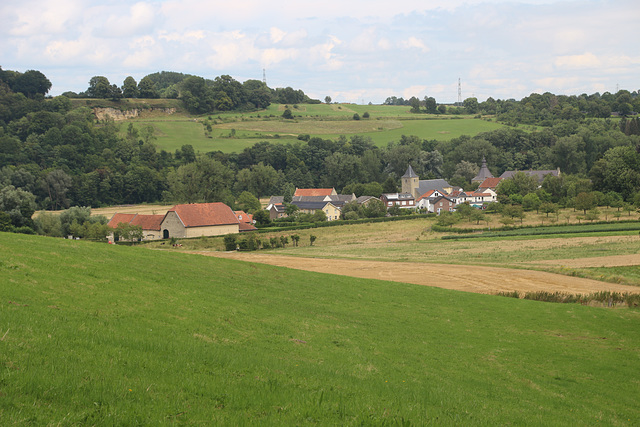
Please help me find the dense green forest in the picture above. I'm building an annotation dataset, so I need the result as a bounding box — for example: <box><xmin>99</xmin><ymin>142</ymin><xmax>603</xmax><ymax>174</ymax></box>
<box><xmin>1</xmin><ymin>66</ymin><xmax>639</xmax><ymax>234</ymax></box>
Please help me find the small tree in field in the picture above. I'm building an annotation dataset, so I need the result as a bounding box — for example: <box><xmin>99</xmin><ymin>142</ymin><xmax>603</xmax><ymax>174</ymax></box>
<box><xmin>291</xmin><ymin>234</ymin><xmax>300</xmax><ymax>247</ymax></box>
<box><xmin>309</xmin><ymin>235</ymin><xmax>317</xmax><ymax>246</ymax></box>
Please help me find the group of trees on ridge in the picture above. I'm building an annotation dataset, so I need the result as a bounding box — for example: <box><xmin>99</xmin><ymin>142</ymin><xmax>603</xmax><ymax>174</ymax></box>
<box><xmin>64</xmin><ymin>71</ymin><xmax>318</xmax><ymax>114</ymax></box>
<box><xmin>1</xmin><ymin>66</ymin><xmax>640</xmax><ymax>235</ymax></box>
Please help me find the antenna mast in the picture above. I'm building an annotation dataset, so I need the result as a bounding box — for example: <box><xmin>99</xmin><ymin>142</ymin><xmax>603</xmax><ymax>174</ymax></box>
<box><xmin>457</xmin><ymin>78</ymin><xmax>462</xmax><ymax>104</ymax></box>
<box><xmin>263</xmin><ymin>69</ymin><xmax>267</xmax><ymax>85</ymax></box>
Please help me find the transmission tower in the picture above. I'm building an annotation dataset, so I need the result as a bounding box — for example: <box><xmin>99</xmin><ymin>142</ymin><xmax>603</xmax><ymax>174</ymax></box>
<box><xmin>457</xmin><ymin>78</ymin><xmax>462</xmax><ymax>104</ymax></box>
<box><xmin>263</xmin><ymin>69</ymin><xmax>267</xmax><ymax>85</ymax></box>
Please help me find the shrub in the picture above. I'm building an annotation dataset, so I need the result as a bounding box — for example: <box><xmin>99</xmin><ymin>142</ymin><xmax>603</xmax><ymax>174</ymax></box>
<box><xmin>223</xmin><ymin>234</ymin><xmax>237</xmax><ymax>251</ymax></box>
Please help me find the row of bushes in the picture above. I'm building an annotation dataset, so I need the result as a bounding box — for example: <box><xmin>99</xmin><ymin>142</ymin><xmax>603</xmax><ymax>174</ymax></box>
<box><xmin>497</xmin><ymin>290</ymin><xmax>640</xmax><ymax>308</ymax></box>
<box><xmin>438</xmin><ymin>219</ymin><xmax>640</xmax><ymax>239</ymax></box>
<box><xmin>223</xmin><ymin>233</ymin><xmax>316</xmax><ymax>251</ymax></box>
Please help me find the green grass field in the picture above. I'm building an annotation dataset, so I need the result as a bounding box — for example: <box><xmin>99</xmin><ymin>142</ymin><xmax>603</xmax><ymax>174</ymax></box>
<box><xmin>118</xmin><ymin>103</ymin><xmax>506</xmax><ymax>153</ymax></box>
<box><xmin>2</xmin><ymin>232</ymin><xmax>640</xmax><ymax>424</ymax></box>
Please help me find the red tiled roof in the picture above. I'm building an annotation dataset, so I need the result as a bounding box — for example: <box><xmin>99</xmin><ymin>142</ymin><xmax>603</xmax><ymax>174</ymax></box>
<box><xmin>107</xmin><ymin>213</ymin><xmax>164</xmax><ymax>230</ymax></box>
<box><xmin>107</xmin><ymin>213</ymin><xmax>136</xmax><ymax>229</ymax></box>
<box><xmin>238</xmin><ymin>222</ymin><xmax>258</xmax><ymax>232</ymax></box>
<box><xmin>294</xmin><ymin>188</ymin><xmax>335</xmax><ymax>197</ymax></box>
<box><xmin>416</xmin><ymin>190</ymin><xmax>436</xmax><ymax>201</ymax></box>
<box><xmin>234</xmin><ymin>211</ymin><xmax>254</xmax><ymax>223</ymax></box>
<box><xmin>479</xmin><ymin>177</ymin><xmax>502</xmax><ymax>189</ymax></box>
<box><xmin>169</xmin><ymin>203</ymin><xmax>239</xmax><ymax>227</ymax></box>
<box><xmin>131</xmin><ymin>214</ymin><xmax>164</xmax><ymax>230</ymax></box>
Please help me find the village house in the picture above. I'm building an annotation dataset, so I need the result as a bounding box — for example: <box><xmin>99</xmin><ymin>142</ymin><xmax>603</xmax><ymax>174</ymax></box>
<box><xmin>431</xmin><ymin>195</ymin><xmax>456</xmax><ymax>214</ymax></box>
<box><xmin>380</xmin><ymin>192</ymin><xmax>415</xmax><ymax>208</ymax></box>
<box><xmin>291</xmin><ymin>200</ymin><xmax>341</xmax><ymax>221</ymax></box>
<box><xmin>415</xmin><ymin>189</ymin><xmax>444</xmax><ymax>210</ymax></box>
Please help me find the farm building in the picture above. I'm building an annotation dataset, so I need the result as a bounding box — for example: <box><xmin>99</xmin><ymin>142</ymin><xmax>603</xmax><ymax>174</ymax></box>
<box><xmin>161</xmin><ymin>203</ymin><xmax>240</xmax><ymax>239</ymax></box>
<box><xmin>107</xmin><ymin>213</ymin><xmax>164</xmax><ymax>241</ymax></box>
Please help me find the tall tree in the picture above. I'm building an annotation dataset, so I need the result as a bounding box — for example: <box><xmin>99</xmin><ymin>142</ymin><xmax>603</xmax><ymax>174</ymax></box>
<box><xmin>86</xmin><ymin>76</ymin><xmax>112</xmax><ymax>98</ymax></box>
<box><xmin>122</xmin><ymin>76</ymin><xmax>139</xmax><ymax>98</ymax></box>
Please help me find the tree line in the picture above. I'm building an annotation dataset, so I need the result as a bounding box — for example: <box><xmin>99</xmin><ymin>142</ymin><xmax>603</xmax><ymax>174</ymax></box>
<box><xmin>385</xmin><ymin>90</ymin><xmax>640</xmax><ymax>123</ymax></box>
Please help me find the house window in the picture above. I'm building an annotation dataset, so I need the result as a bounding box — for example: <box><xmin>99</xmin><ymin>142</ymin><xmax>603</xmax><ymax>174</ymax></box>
<box><xmin>387</xmin><ymin>202</ymin><xmax>392</xmax><ymax>206</ymax></box>
<box><xmin>402</xmin><ymin>201</ymin><xmax>406</xmax><ymax>206</ymax></box>
<box><xmin>439</xmin><ymin>202</ymin><xmax>443</xmax><ymax>206</ymax></box>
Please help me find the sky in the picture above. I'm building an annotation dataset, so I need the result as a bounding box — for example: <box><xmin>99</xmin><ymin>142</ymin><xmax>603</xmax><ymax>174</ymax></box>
<box><xmin>1</xmin><ymin>0</ymin><xmax>638</xmax><ymax>104</ymax></box>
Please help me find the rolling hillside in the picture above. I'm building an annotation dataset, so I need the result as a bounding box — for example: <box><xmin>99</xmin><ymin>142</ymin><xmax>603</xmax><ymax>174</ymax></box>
<box><xmin>2</xmin><ymin>232</ymin><xmax>639</xmax><ymax>424</ymax></box>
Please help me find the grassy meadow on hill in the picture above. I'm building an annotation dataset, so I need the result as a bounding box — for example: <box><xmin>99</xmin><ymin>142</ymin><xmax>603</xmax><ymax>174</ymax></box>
<box><xmin>2</xmin><ymin>231</ymin><xmax>640</xmax><ymax>425</ymax></box>
<box><xmin>111</xmin><ymin>102</ymin><xmax>507</xmax><ymax>153</ymax></box>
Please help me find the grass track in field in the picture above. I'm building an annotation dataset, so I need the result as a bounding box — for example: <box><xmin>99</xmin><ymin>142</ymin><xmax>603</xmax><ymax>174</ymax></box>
<box><xmin>2</xmin><ymin>232</ymin><xmax>640</xmax><ymax>424</ymax></box>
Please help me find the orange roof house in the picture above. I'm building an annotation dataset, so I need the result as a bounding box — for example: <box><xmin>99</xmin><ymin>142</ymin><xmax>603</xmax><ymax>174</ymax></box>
<box><xmin>234</xmin><ymin>210</ymin><xmax>258</xmax><ymax>232</ymax></box>
<box><xmin>293</xmin><ymin>188</ymin><xmax>337</xmax><ymax>197</ymax></box>
<box><xmin>160</xmin><ymin>202</ymin><xmax>240</xmax><ymax>239</ymax></box>
<box><xmin>478</xmin><ymin>177</ymin><xmax>503</xmax><ymax>190</ymax></box>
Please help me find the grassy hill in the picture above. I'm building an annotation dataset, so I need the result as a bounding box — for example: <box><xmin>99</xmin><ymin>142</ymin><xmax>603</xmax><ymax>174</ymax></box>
<box><xmin>110</xmin><ymin>102</ymin><xmax>507</xmax><ymax>153</ymax></box>
<box><xmin>2</xmin><ymin>232</ymin><xmax>639</xmax><ymax>424</ymax></box>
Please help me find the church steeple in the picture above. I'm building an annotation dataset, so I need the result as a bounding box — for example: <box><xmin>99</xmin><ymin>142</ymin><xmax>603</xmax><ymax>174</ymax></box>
<box><xmin>472</xmin><ymin>156</ymin><xmax>494</xmax><ymax>183</ymax></box>
<box><xmin>401</xmin><ymin>165</ymin><xmax>419</xmax><ymax>197</ymax></box>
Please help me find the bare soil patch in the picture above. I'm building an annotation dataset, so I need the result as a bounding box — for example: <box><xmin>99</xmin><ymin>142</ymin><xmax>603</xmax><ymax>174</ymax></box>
<box><xmin>195</xmin><ymin>252</ymin><xmax>640</xmax><ymax>295</ymax></box>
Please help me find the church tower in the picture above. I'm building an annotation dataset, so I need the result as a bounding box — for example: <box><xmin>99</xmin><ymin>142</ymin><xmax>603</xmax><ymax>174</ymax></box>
<box><xmin>401</xmin><ymin>165</ymin><xmax>419</xmax><ymax>197</ymax></box>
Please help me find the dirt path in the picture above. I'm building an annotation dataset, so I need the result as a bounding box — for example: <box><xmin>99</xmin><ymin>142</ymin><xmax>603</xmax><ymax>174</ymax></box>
<box><xmin>193</xmin><ymin>251</ymin><xmax>640</xmax><ymax>295</ymax></box>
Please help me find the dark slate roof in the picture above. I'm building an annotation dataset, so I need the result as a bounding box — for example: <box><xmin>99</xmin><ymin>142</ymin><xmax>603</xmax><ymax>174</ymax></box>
<box><xmin>472</xmin><ymin>157</ymin><xmax>494</xmax><ymax>182</ymax></box>
<box><xmin>416</xmin><ymin>179</ymin><xmax>451</xmax><ymax>196</ymax></box>
<box><xmin>291</xmin><ymin>200</ymin><xmax>337</xmax><ymax>210</ymax></box>
<box><xmin>402</xmin><ymin>165</ymin><xmax>419</xmax><ymax>178</ymax></box>
<box><xmin>268</xmin><ymin>196</ymin><xmax>284</xmax><ymax>205</ymax></box>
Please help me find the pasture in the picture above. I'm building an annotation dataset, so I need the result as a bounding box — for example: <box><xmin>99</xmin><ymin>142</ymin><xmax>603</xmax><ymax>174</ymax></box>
<box><xmin>118</xmin><ymin>103</ymin><xmax>506</xmax><ymax>153</ymax></box>
<box><xmin>2</xmin><ymin>231</ymin><xmax>640</xmax><ymax>425</ymax></box>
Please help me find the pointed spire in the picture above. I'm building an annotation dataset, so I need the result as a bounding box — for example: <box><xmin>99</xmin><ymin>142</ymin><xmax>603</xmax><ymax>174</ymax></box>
<box><xmin>472</xmin><ymin>156</ymin><xmax>494</xmax><ymax>182</ymax></box>
<box><xmin>402</xmin><ymin>165</ymin><xmax>418</xmax><ymax>178</ymax></box>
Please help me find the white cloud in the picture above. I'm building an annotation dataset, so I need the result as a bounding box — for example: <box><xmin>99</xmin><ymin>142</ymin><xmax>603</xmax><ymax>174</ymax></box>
<box><xmin>554</xmin><ymin>52</ymin><xmax>601</xmax><ymax>69</ymax></box>
<box><xmin>399</xmin><ymin>36</ymin><xmax>430</xmax><ymax>53</ymax></box>
<box><xmin>270</xmin><ymin>27</ymin><xmax>287</xmax><ymax>44</ymax></box>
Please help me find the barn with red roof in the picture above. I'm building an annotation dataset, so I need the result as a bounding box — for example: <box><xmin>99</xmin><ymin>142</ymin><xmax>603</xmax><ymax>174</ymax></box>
<box><xmin>107</xmin><ymin>213</ymin><xmax>164</xmax><ymax>241</ymax></box>
<box><xmin>161</xmin><ymin>202</ymin><xmax>240</xmax><ymax>239</ymax></box>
